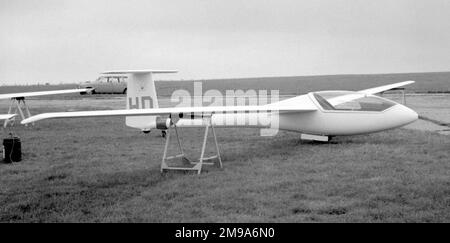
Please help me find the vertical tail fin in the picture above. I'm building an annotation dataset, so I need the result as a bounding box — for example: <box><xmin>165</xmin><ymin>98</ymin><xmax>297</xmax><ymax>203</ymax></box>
<box><xmin>102</xmin><ymin>70</ymin><xmax>177</xmax><ymax>130</ymax></box>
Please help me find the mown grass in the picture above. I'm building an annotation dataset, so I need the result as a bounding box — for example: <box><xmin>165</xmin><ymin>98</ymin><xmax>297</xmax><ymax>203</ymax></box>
<box><xmin>0</xmin><ymin>110</ymin><xmax>449</xmax><ymax>222</ymax></box>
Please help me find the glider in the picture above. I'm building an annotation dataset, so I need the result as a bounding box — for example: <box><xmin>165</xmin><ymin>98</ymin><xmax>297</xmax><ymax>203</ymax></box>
<box><xmin>21</xmin><ymin>70</ymin><xmax>418</xmax><ymax>174</ymax></box>
<box><xmin>0</xmin><ymin>88</ymin><xmax>88</xmax><ymax>127</ymax></box>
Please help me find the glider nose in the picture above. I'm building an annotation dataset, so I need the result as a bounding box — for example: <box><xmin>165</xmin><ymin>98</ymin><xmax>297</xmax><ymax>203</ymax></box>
<box><xmin>397</xmin><ymin>104</ymin><xmax>418</xmax><ymax>126</ymax></box>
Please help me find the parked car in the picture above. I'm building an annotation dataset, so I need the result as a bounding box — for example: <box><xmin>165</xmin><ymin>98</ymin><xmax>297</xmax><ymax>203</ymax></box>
<box><xmin>79</xmin><ymin>75</ymin><xmax>128</xmax><ymax>94</ymax></box>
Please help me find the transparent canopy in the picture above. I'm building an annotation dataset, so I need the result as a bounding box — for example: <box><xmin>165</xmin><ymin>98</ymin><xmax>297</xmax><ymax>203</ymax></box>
<box><xmin>313</xmin><ymin>91</ymin><xmax>396</xmax><ymax>112</ymax></box>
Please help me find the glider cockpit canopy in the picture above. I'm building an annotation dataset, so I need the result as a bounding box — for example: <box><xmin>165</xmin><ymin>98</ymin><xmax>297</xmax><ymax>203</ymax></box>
<box><xmin>312</xmin><ymin>91</ymin><xmax>397</xmax><ymax>112</ymax></box>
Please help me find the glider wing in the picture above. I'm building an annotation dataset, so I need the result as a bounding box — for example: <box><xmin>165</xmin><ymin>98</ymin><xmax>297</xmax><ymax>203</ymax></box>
<box><xmin>358</xmin><ymin>81</ymin><xmax>415</xmax><ymax>95</ymax></box>
<box><xmin>328</xmin><ymin>81</ymin><xmax>415</xmax><ymax>106</ymax></box>
<box><xmin>0</xmin><ymin>89</ymin><xmax>89</xmax><ymax>100</ymax></box>
<box><xmin>22</xmin><ymin>105</ymin><xmax>316</xmax><ymax>124</ymax></box>
<box><xmin>0</xmin><ymin>114</ymin><xmax>17</xmax><ymax>120</ymax></box>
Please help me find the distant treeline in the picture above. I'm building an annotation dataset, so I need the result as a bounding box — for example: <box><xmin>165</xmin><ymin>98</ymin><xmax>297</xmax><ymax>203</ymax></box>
<box><xmin>1</xmin><ymin>72</ymin><xmax>449</xmax><ymax>97</ymax></box>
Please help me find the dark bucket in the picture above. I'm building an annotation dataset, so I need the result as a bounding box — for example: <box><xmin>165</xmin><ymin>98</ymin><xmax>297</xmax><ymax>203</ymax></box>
<box><xmin>3</xmin><ymin>137</ymin><xmax>22</xmax><ymax>163</ymax></box>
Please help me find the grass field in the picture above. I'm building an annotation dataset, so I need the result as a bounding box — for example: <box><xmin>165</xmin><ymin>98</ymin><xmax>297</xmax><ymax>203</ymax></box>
<box><xmin>0</xmin><ymin>96</ymin><xmax>449</xmax><ymax>222</ymax></box>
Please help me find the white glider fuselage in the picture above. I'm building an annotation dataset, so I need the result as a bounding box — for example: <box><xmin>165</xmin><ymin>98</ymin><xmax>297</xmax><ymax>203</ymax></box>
<box><xmin>279</xmin><ymin>94</ymin><xmax>417</xmax><ymax>135</ymax></box>
<box><xmin>173</xmin><ymin>92</ymin><xmax>418</xmax><ymax>136</ymax></box>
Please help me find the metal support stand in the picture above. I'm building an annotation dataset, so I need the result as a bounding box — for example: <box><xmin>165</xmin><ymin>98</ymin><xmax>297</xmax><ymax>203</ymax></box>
<box><xmin>3</xmin><ymin>98</ymin><xmax>34</xmax><ymax>128</ymax></box>
<box><xmin>161</xmin><ymin>117</ymin><xmax>222</xmax><ymax>174</ymax></box>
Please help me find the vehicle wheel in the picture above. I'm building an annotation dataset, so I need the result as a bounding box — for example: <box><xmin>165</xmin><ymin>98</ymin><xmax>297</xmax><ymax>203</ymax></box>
<box><xmin>91</xmin><ymin>89</ymin><xmax>96</xmax><ymax>95</ymax></box>
<box><xmin>123</xmin><ymin>88</ymin><xmax>127</xmax><ymax>94</ymax></box>
<box><xmin>80</xmin><ymin>92</ymin><xmax>86</xmax><ymax>95</ymax></box>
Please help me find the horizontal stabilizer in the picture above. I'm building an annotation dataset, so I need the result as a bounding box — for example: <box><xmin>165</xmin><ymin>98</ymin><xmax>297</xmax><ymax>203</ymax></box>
<box><xmin>102</xmin><ymin>70</ymin><xmax>177</xmax><ymax>75</ymax></box>
<box><xmin>22</xmin><ymin>105</ymin><xmax>316</xmax><ymax>124</ymax></box>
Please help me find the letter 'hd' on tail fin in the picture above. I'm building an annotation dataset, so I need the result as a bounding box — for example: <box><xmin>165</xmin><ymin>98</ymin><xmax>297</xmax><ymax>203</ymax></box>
<box><xmin>101</xmin><ymin>70</ymin><xmax>177</xmax><ymax>130</ymax></box>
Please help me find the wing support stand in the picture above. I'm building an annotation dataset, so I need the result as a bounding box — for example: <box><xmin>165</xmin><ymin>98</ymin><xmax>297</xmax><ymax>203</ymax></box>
<box><xmin>3</xmin><ymin>97</ymin><xmax>34</xmax><ymax>128</ymax></box>
<box><xmin>161</xmin><ymin>116</ymin><xmax>222</xmax><ymax>174</ymax></box>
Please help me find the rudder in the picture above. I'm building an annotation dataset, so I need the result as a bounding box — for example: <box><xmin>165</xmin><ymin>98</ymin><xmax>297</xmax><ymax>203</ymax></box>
<box><xmin>102</xmin><ymin>70</ymin><xmax>177</xmax><ymax>131</ymax></box>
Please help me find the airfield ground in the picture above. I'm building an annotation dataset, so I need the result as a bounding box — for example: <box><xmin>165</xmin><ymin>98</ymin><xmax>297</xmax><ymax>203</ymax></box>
<box><xmin>0</xmin><ymin>93</ymin><xmax>448</xmax><ymax>222</ymax></box>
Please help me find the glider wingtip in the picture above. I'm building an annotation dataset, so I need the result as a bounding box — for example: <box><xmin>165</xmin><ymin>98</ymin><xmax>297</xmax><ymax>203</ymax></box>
<box><xmin>403</xmin><ymin>80</ymin><xmax>415</xmax><ymax>84</ymax></box>
<box><xmin>21</xmin><ymin>119</ymin><xmax>32</xmax><ymax>125</ymax></box>
<box><xmin>21</xmin><ymin>115</ymin><xmax>40</xmax><ymax>124</ymax></box>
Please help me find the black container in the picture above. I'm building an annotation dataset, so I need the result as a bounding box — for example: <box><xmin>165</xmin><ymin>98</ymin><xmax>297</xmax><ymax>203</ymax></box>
<box><xmin>3</xmin><ymin>137</ymin><xmax>22</xmax><ymax>163</ymax></box>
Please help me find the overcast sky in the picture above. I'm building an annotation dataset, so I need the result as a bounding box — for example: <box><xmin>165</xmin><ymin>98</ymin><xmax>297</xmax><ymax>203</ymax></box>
<box><xmin>1</xmin><ymin>0</ymin><xmax>449</xmax><ymax>84</ymax></box>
